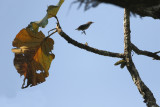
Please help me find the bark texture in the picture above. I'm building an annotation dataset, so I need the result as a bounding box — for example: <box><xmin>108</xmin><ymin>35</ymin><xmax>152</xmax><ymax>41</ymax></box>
<box><xmin>123</xmin><ymin>8</ymin><xmax>159</xmax><ymax>107</ymax></box>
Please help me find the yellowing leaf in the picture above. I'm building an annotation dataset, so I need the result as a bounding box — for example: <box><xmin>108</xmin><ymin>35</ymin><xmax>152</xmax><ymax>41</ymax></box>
<box><xmin>31</xmin><ymin>22</ymin><xmax>39</xmax><ymax>32</ymax></box>
<box><xmin>12</xmin><ymin>28</ymin><xmax>45</xmax><ymax>48</ymax></box>
<box><xmin>114</xmin><ymin>59</ymin><xmax>126</xmax><ymax>66</ymax></box>
<box><xmin>12</xmin><ymin>28</ymin><xmax>55</xmax><ymax>88</ymax></box>
<box><xmin>47</xmin><ymin>0</ymin><xmax>64</xmax><ymax>18</ymax></box>
<box><xmin>114</xmin><ymin>59</ymin><xmax>126</xmax><ymax>69</ymax></box>
<box><xmin>34</xmin><ymin>38</ymin><xmax>55</xmax><ymax>77</ymax></box>
<box><xmin>27</xmin><ymin>0</ymin><xmax>64</xmax><ymax>31</ymax></box>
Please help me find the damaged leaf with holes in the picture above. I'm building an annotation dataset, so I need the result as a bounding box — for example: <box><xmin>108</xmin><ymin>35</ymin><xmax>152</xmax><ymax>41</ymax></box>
<box><xmin>12</xmin><ymin>28</ymin><xmax>55</xmax><ymax>89</ymax></box>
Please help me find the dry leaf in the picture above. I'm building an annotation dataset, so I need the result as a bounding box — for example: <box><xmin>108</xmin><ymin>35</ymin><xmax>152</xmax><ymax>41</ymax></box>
<box><xmin>12</xmin><ymin>28</ymin><xmax>55</xmax><ymax>88</ymax></box>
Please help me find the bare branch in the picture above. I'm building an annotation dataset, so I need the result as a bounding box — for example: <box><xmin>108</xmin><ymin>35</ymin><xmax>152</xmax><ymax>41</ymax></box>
<box><xmin>46</xmin><ymin>29</ymin><xmax>57</xmax><ymax>38</ymax></box>
<box><xmin>131</xmin><ymin>43</ymin><xmax>160</xmax><ymax>60</ymax></box>
<box><xmin>48</xmin><ymin>28</ymin><xmax>57</xmax><ymax>36</ymax></box>
<box><xmin>123</xmin><ymin>8</ymin><xmax>159</xmax><ymax>107</ymax></box>
<box><xmin>55</xmin><ymin>23</ymin><xmax>124</xmax><ymax>58</ymax></box>
<box><xmin>154</xmin><ymin>51</ymin><xmax>160</xmax><ymax>54</ymax></box>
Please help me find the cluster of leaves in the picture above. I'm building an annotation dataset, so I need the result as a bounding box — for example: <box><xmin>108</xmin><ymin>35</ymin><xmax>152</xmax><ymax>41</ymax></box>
<box><xmin>12</xmin><ymin>0</ymin><xmax>64</xmax><ymax>89</ymax></box>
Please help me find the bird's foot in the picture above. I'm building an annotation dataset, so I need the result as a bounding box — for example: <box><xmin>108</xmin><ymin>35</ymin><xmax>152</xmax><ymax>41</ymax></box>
<box><xmin>81</xmin><ymin>31</ymin><xmax>86</xmax><ymax>35</ymax></box>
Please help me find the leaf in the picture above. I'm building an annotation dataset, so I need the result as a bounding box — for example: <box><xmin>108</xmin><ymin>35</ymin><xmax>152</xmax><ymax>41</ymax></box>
<box><xmin>27</xmin><ymin>22</ymin><xmax>39</xmax><ymax>32</ymax></box>
<box><xmin>33</xmin><ymin>38</ymin><xmax>54</xmax><ymax>77</ymax></box>
<box><xmin>47</xmin><ymin>0</ymin><xmax>64</xmax><ymax>18</ymax></box>
<box><xmin>114</xmin><ymin>59</ymin><xmax>126</xmax><ymax>66</ymax></box>
<box><xmin>12</xmin><ymin>28</ymin><xmax>45</xmax><ymax>48</ymax></box>
<box><xmin>114</xmin><ymin>59</ymin><xmax>126</xmax><ymax>69</ymax></box>
<box><xmin>120</xmin><ymin>63</ymin><xmax>126</xmax><ymax>69</ymax></box>
<box><xmin>12</xmin><ymin>28</ymin><xmax>55</xmax><ymax>88</ymax></box>
<box><xmin>35</xmin><ymin>14</ymin><xmax>48</xmax><ymax>28</ymax></box>
<box><xmin>27</xmin><ymin>0</ymin><xmax>64</xmax><ymax>31</ymax></box>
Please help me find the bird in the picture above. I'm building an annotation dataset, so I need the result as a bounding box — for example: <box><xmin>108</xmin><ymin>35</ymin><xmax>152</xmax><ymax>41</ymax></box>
<box><xmin>75</xmin><ymin>21</ymin><xmax>94</xmax><ymax>35</ymax></box>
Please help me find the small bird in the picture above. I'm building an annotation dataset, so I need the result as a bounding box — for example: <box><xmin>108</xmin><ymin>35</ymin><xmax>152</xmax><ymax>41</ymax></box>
<box><xmin>76</xmin><ymin>21</ymin><xmax>94</xmax><ymax>35</ymax></box>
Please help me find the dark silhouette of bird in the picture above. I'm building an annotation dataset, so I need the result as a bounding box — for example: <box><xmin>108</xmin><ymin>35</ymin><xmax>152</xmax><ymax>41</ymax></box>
<box><xmin>75</xmin><ymin>21</ymin><xmax>94</xmax><ymax>35</ymax></box>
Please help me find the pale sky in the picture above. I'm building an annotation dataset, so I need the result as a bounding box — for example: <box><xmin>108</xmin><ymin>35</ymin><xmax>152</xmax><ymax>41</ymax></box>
<box><xmin>0</xmin><ymin>0</ymin><xmax>160</xmax><ymax>107</ymax></box>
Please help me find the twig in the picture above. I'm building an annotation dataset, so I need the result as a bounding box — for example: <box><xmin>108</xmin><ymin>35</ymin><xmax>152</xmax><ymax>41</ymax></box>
<box><xmin>57</xmin><ymin>29</ymin><xmax>124</xmax><ymax>58</ymax></box>
<box><xmin>131</xmin><ymin>43</ymin><xmax>160</xmax><ymax>60</ymax></box>
<box><xmin>154</xmin><ymin>51</ymin><xmax>160</xmax><ymax>54</ymax></box>
<box><xmin>46</xmin><ymin>29</ymin><xmax>57</xmax><ymax>39</ymax></box>
<box><xmin>48</xmin><ymin>28</ymin><xmax>56</xmax><ymax>36</ymax></box>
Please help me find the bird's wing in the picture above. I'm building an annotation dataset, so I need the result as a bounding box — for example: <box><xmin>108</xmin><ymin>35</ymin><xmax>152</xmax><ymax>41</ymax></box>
<box><xmin>76</xmin><ymin>24</ymin><xmax>87</xmax><ymax>30</ymax></box>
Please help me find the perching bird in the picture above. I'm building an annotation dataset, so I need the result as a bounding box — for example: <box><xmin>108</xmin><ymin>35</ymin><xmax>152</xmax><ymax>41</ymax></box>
<box><xmin>76</xmin><ymin>21</ymin><xmax>94</xmax><ymax>35</ymax></box>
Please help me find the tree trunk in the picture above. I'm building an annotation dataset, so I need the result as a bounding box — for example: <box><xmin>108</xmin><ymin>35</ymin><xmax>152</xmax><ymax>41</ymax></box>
<box><xmin>123</xmin><ymin>8</ymin><xmax>159</xmax><ymax>107</ymax></box>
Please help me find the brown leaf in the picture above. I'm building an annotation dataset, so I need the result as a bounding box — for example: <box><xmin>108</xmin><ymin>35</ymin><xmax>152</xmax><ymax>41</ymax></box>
<box><xmin>12</xmin><ymin>28</ymin><xmax>55</xmax><ymax>88</ymax></box>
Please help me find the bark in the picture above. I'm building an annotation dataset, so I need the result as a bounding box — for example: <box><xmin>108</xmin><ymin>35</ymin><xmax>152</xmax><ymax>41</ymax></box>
<box><xmin>123</xmin><ymin>8</ymin><xmax>159</xmax><ymax>107</ymax></box>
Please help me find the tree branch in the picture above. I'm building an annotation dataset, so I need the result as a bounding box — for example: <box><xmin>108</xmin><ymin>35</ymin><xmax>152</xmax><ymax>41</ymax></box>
<box><xmin>123</xmin><ymin>8</ymin><xmax>159</xmax><ymax>107</ymax></box>
<box><xmin>55</xmin><ymin>23</ymin><xmax>124</xmax><ymax>58</ymax></box>
<box><xmin>131</xmin><ymin>43</ymin><xmax>160</xmax><ymax>60</ymax></box>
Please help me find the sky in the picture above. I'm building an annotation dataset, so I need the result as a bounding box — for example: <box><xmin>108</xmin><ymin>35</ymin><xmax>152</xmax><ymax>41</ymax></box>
<box><xmin>0</xmin><ymin>0</ymin><xmax>160</xmax><ymax>107</ymax></box>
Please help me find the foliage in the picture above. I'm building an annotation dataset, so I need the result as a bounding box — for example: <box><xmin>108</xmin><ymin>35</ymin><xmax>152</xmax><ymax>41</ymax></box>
<box><xmin>12</xmin><ymin>28</ymin><xmax>55</xmax><ymax>88</ymax></box>
<box><xmin>12</xmin><ymin>0</ymin><xmax>64</xmax><ymax>88</ymax></box>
